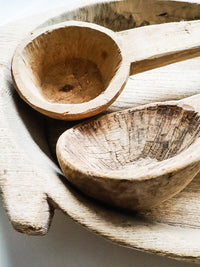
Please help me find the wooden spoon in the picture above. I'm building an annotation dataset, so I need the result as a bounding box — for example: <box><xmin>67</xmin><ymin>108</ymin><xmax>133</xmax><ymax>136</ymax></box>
<box><xmin>12</xmin><ymin>20</ymin><xmax>200</xmax><ymax>120</ymax></box>
<box><xmin>56</xmin><ymin>94</ymin><xmax>200</xmax><ymax>210</ymax></box>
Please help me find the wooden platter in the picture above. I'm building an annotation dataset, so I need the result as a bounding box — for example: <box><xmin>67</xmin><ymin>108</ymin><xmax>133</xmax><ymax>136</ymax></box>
<box><xmin>1</xmin><ymin>0</ymin><xmax>200</xmax><ymax>262</ymax></box>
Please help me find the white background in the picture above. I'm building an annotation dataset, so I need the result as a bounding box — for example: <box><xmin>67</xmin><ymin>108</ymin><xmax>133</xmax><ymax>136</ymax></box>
<box><xmin>0</xmin><ymin>0</ymin><xmax>199</xmax><ymax>266</ymax></box>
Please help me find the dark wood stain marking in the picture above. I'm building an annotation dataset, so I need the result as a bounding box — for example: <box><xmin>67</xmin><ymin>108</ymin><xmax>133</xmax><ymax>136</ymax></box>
<box><xmin>158</xmin><ymin>12</ymin><xmax>168</xmax><ymax>16</ymax></box>
<box><xmin>59</xmin><ymin>84</ymin><xmax>74</xmax><ymax>92</ymax></box>
<box><xmin>101</xmin><ymin>51</ymin><xmax>108</xmax><ymax>60</ymax></box>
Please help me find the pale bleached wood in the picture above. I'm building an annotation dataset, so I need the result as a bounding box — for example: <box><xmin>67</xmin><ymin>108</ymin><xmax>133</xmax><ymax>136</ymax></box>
<box><xmin>120</xmin><ymin>20</ymin><xmax>200</xmax><ymax>75</ymax></box>
<box><xmin>1</xmin><ymin>0</ymin><xmax>200</xmax><ymax>262</ymax></box>
<box><xmin>56</xmin><ymin>94</ymin><xmax>200</xmax><ymax>210</ymax></box>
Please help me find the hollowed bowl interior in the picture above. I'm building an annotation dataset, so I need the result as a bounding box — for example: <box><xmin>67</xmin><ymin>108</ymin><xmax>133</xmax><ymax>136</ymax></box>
<box><xmin>61</xmin><ymin>105</ymin><xmax>200</xmax><ymax>176</ymax></box>
<box><xmin>20</xmin><ymin>26</ymin><xmax>122</xmax><ymax>104</ymax></box>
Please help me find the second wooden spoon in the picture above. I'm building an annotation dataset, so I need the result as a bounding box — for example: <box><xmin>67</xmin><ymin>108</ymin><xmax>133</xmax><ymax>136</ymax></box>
<box><xmin>57</xmin><ymin>94</ymin><xmax>200</xmax><ymax>210</ymax></box>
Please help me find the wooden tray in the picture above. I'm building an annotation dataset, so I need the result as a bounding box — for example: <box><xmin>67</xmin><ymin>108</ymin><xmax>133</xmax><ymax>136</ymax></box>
<box><xmin>1</xmin><ymin>0</ymin><xmax>200</xmax><ymax>262</ymax></box>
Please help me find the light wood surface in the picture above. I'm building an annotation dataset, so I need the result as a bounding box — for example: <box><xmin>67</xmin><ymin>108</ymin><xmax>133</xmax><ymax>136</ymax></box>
<box><xmin>11</xmin><ymin>19</ymin><xmax>200</xmax><ymax>120</ymax></box>
<box><xmin>56</xmin><ymin>94</ymin><xmax>200</xmax><ymax>210</ymax></box>
<box><xmin>1</xmin><ymin>0</ymin><xmax>200</xmax><ymax>262</ymax></box>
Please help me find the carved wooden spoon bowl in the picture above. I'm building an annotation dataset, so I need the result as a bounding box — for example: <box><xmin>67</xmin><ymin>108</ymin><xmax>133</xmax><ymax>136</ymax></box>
<box><xmin>56</xmin><ymin>94</ymin><xmax>200</xmax><ymax>210</ymax></box>
<box><xmin>11</xmin><ymin>20</ymin><xmax>200</xmax><ymax>120</ymax></box>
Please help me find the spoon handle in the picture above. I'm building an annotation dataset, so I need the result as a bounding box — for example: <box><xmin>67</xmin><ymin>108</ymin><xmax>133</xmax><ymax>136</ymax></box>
<box><xmin>178</xmin><ymin>93</ymin><xmax>200</xmax><ymax>113</ymax></box>
<box><xmin>118</xmin><ymin>20</ymin><xmax>200</xmax><ymax>75</ymax></box>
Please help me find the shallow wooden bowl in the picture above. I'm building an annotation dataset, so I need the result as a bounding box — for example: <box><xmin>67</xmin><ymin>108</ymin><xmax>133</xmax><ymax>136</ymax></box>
<box><xmin>1</xmin><ymin>0</ymin><xmax>200</xmax><ymax>262</ymax></box>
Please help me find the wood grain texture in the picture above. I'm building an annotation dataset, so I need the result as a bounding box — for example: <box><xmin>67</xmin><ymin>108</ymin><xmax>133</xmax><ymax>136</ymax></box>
<box><xmin>1</xmin><ymin>0</ymin><xmax>200</xmax><ymax>262</ymax></box>
<box><xmin>56</xmin><ymin>96</ymin><xmax>200</xmax><ymax>210</ymax></box>
<box><xmin>11</xmin><ymin>18</ymin><xmax>200</xmax><ymax>120</ymax></box>
<box><xmin>120</xmin><ymin>20</ymin><xmax>200</xmax><ymax>75</ymax></box>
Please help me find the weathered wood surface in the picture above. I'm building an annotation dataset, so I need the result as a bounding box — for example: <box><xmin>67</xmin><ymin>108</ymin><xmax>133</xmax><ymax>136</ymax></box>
<box><xmin>11</xmin><ymin>18</ymin><xmax>200</xmax><ymax>120</ymax></box>
<box><xmin>56</xmin><ymin>94</ymin><xmax>200</xmax><ymax>211</ymax></box>
<box><xmin>1</xmin><ymin>0</ymin><xmax>200</xmax><ymax>262</ymax></box>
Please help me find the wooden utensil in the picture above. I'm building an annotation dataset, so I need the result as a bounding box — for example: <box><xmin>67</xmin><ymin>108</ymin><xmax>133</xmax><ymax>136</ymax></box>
<box><xmin>56</xmin><ymin>93</ymin><xmax>200</xmax><ymax>210</ymax></box>
<box><xmin>11</xmin><ymin>20</ymin><xmax>200</xmax><ymax>120</ymax></box>
<box><xmin>3</xmin><ymin>0</ymin><xmax>200</xmax><ymax>261</ymax></box>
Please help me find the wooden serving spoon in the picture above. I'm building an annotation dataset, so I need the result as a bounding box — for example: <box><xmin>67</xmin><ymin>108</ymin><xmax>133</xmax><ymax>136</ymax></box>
<box><xmin>12</xmin><ymin>20</ymin><xmax>200</xmax><ymax>120</ymax></box>
<box><xmin>56</xmin><ymin>94</ymin><xmax>200</xmax><ymax>210</ymax></box>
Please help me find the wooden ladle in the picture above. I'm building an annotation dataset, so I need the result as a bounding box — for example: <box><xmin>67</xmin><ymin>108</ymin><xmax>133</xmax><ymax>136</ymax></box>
<box><xmin>12</xmin><ymin>20</ymin><xmax>200</xmax><ymax>120</ymax></box>
<box><xmin>57</xmin><ymin>94</ymin><xmax>200</xmax><ymax>210</ymax></box>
